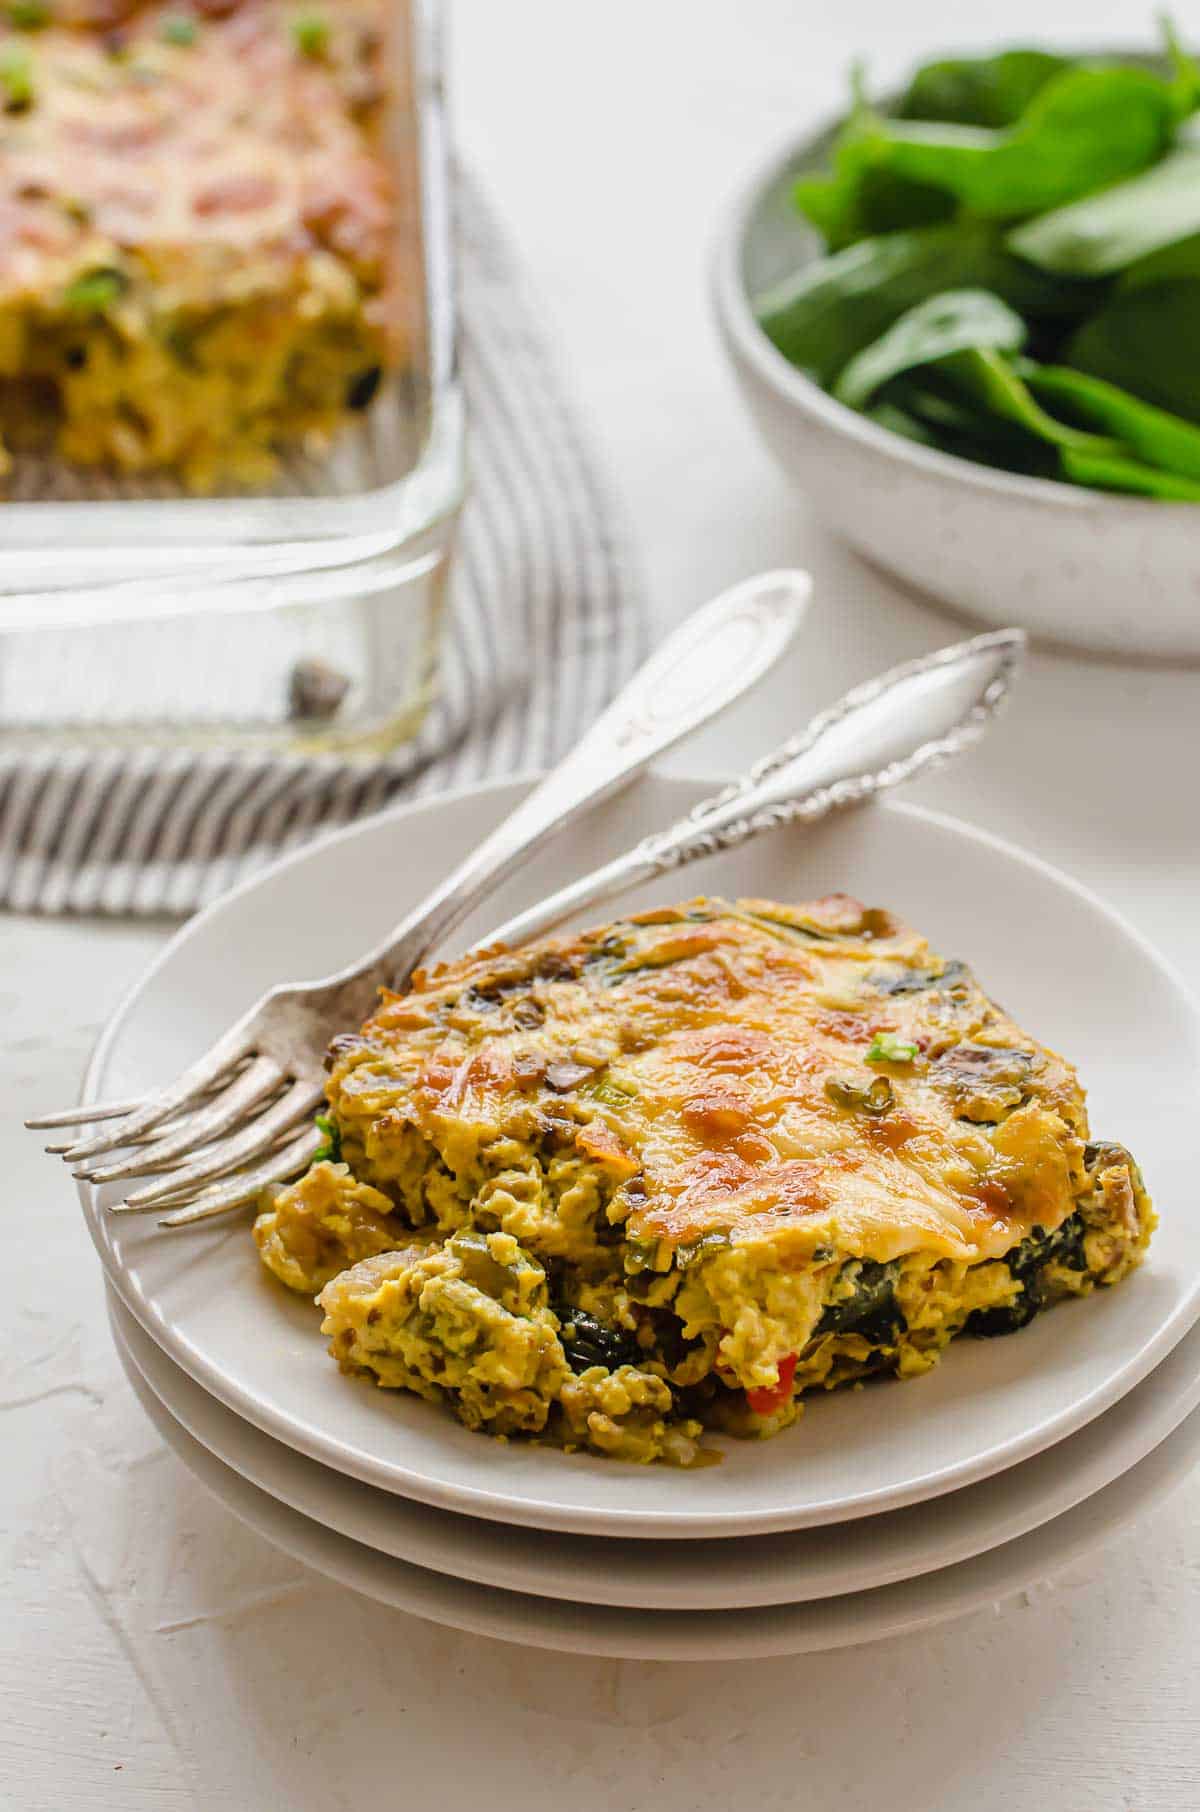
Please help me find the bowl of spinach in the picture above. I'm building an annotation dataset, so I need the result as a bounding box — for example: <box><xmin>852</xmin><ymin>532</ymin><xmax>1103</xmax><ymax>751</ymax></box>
<box><xmin>712</xmin><ymin>28</ymin><xmax>1200</xmax><ymax>657</ymax></box>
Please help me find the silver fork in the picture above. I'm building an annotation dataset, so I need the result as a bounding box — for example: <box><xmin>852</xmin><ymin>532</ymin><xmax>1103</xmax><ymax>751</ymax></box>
<box><xmin>28</xmin><ymin>569</ymin><xmax>810</xmax><ymax>1203</ymax></box>
<box><xmin>41</xmin><ymin>619</ymin><xmax>1023</xmax><ymax>1230</ymax></box>
<box><xmin>488</xmin><ymin>625</ymin><xmax>1024</xmax><ymax>949</ymax></box>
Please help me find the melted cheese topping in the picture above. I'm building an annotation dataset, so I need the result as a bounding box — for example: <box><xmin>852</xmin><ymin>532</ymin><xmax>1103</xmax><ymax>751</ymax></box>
<box><xmin>0</xmin><ymin>0</ymin><xmax>400</xmax><ymax>486</ymax></box>
<box><xmin>0</xmin><ymin>0</ymin><xmax>394</xmax><ymax>303</ymax></box>
<box><xmin>328</xmin><ymin>895</ymin><xmax>1090</xmax><ymax>1269</ymax></box>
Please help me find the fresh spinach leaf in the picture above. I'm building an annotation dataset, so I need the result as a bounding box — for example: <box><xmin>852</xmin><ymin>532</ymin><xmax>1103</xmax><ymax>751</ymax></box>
<box><xmin>1060</xmin><ymin>445</ymin><xmax>1200</xmax><ymax>498</ymax></box>
<box><xmin>933</xmin><ymin>348</ymin><xmax>1121</xmax><ymax>454</ymax></box>
<box><xmin>843</xmin><ymin>335</ymin><xmax>1118</xmax><ymax>461</ymax></box>
<box><xmin>1161</xmin><ymin>12</ymin><xmax>1200</xmax><ymax>116</ymax></box>
<box><xmin>756</xmin><ymin>223</ymin><xmax>1093</xmax><ymax>386</ymax></box>
<box><xmin>893</xmin><ymin>377</ymin><xmax>1063</xmax><ymax>475</ymax></box>
<box><xmin>834</xmin><ymin>288</ymin><xmax>1027</xmax><ymax>408</ymax></box>
<box><xmin>1008</xmin><ymin>145</ymin><xmax>1200</xmax><ymax>276</ymax></box>
<box><xmin>793</xmin><ymin>151</ymin><xmax>955</xmax><ymax>251</ymax></box>
<box><xmin>765</xmin><ymin>31</ymin><xmax>1200</xmax><ymax>503</ymax></box>
<box><xmin>794</xmin><ymin>61</ymin><xmax>963</xmax><ymax>248</ymax></box>
<box><xmin>798</xmin><ymin>53</ymin><xmax>1191</xmax><ymax>247</ymax></box>
<box><xmin>852</xmin><ymin>66</ymin><xmax>1179</xmax><ymax>220</ymax></box>
<box><xmin>864</xmin><ymin>399</ymin><xmax>943</xmax><ymax>446</ymax></box>
<box><xmin>895</xmin><ymin>47</ymin><xmax>1071</xmax><ymax>129</ymax></box>
<box><xmin>794</xmin><ymin>74</ymin><xmax>955</xmax><ymax>250</ymax></box>
<box><xmin>1020</xmin><ymin>359</ymin><xmax>1200</xmax><ymax>478</ymax></box>
<box><xmin>1068</xmin><ymin>278</ymin><xmax>1200</xmax><ymax>421</ymax></box>
<box><xmin>1119</xmin><ymin>227</ymin><xmax>1200</xmax><ymax>287</ymax></box>
<box><xmin>895</xmin><ymin>380</ymin><xmax>1062</xmax><ymax>474</ymax></box>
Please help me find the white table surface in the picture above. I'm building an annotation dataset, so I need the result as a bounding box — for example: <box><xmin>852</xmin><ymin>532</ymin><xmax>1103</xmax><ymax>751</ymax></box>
<box><xmin>4</xmin><ymin>3</ymin><xmax>1199</xmax><ymax>1806</ymax></box>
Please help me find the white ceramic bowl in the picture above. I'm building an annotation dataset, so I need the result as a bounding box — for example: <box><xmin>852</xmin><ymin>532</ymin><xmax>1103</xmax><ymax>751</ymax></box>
<box><xmin>711</xmin><ymin>127</ymin><xmax>1200</xmax><ymax>660</ymax></box>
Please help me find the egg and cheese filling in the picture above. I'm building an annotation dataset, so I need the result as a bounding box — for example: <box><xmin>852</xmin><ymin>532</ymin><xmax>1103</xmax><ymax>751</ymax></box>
<box><xmin>0</xmin><ymin>0</ymin><xmax>401</xmax><ymax>492</ymax></box>
<box><xmin>254</xmin><ymin>896</ymin><xmax>1154</xmax><ymax>1465</ymax></box>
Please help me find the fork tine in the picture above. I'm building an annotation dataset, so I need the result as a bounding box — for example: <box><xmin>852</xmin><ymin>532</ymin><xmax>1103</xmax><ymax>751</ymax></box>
<box><xmin>72</xmin><ymin>1056</ymin><xmax>286</xmax><ymax>1185</ymax></box>
<box><xmin>110</xmin><ymin>1123</ymin><xmax>303</xmax><ymax>1208</ymax></box>
<box><xmin>26</xmin><ymin>1097</ymin><xmax>145</xmax><ymax>1131</ymax></box>
<box><xmin>58</xmin><ymin>1032</ymin><xmax>255</xmax><ymax>1163</ymax></box>
<box><xmin>49</xmin><ymin>1072</ymin><xmax>251</xmax><ymax>1155</ymax></box>
<box><xmin>152</xmin><ymin>1127</ymin><xmax>324</xmax><ymax>1228</ymax></box>
<box><xmin>110</xmin><ymin>1079</ymin><xmax>324</xmax><ymax>1210</ymax></box>
<box><xmin>50</xmin><ymin>1104</ymin><xmax>211</xmax><ymax>1155</ymax></box>
<box><xmin>47</xmin><ymin>1093</ymin><xmax>220</xmax><ymax>1156</ymax></box>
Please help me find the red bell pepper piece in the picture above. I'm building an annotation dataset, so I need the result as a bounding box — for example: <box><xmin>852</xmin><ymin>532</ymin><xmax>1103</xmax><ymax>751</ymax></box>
<box><xmin>745</xmin><ymin>1350</ymin><xmax>798</xmax><ymax>1417</ymax></box>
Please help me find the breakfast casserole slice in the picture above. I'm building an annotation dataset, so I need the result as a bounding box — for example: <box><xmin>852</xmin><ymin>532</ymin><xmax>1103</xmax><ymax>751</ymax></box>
<box><xmin>254</xmin><ymin>896</ymin><xmax>1154</xmax><ymax>1466</ymax></box>
<box><xmin>0</xmin><ymin>0</ymin><xmax>401</xmax><ymax>491</ymax></box>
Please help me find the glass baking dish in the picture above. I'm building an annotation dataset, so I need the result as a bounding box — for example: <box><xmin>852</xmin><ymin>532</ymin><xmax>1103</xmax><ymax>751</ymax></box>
<box><xmin>0</xmin><ymin>0</ymin><xmax>462</xmax><ymax>754</ymax></box>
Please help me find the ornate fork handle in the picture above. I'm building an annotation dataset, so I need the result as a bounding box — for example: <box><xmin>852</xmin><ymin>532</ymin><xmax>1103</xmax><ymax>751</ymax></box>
<box><xmin>682</xmin><ymin>626</ymin><xmax>1020</xmax><ymax>824</ymax></box>
<box><xmin>337</xmin><ymin>568</ymin><xmax>809</xmax><ymax>1001</ymax></box>
<box><xmin>485</xmin><ymin>626</ymin><xmax>1024</xmax><ymax>949</ymax></box>
<box><xmin>648</xmin><ymin>779</ymin><xmax>876</xmax><ymax>872</ymax></box>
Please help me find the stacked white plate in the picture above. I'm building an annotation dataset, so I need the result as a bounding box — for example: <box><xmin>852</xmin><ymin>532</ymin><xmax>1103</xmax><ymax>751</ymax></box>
<box><xmin>85</xmin><ymin>775</ymin><xmax>1200</xmax><ymax>1661</ymax></box>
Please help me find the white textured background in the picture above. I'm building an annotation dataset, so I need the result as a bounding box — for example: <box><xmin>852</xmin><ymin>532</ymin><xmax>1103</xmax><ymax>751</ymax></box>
<box><xmin>4</xmin><ymin>2</ymin><xmax>1199</xmax><ymax>1806</ymax></box>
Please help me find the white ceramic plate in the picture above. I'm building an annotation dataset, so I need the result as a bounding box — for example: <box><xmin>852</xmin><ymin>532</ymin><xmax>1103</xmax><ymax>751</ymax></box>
<box><xmin>112</xmin><ymin>1307</ymin><xmax>1200</xmax><ymax>1661</ymax></box>
<box><xmin>111</xmin><ymin>1287</ymin><xmax>1200</xmax><ymax>1611</ymax></box>
<box><xmin>82</xmin><ymin>776</ymin><xmax>1200</xmax><ymax>1538</ymax></box>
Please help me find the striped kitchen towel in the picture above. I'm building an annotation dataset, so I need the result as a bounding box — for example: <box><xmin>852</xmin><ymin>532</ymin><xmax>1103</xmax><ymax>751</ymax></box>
<box><xmin>0</xmin><ymin>175</ymin><xmax>646</xmax><ymax>917</ymax></box>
